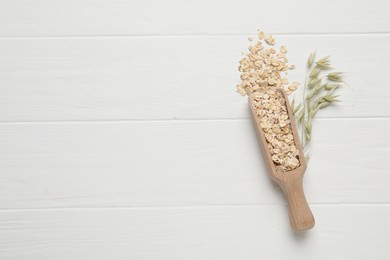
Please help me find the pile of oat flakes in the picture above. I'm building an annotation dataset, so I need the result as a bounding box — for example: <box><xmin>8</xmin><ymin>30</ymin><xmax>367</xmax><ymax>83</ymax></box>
<box><xmin>252</xmin><ymin>90</ymin><xmax>300</xmax><ymax>172</ymax></box>
<box><xmin>237</xmin><ymin>32</ymin><xmax>301</xmax><ymax>172</ymax></box>
<box><xmin>237</xmin><ymin>31</ymin><xmax>299</xmax><ymax>96</ymax></box>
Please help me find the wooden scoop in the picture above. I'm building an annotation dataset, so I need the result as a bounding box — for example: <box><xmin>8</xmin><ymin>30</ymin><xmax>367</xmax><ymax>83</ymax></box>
<box><xmin>249</xmin><ymin>89</ymin><xmax>315</xmax><ymax>231</ymax></box>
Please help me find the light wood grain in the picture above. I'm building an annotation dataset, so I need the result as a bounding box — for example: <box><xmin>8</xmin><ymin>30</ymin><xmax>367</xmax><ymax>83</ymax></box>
<box><xmin>0</xmin><ymin>206</ymin><xmax>389</xmax><ymax>260</ymax></box>
<box><xmin>0</xmin><ymin>35</ymin><xmax>389</xmax><ymax>121</ymax></box>
<box><xmin>1</xmin><ymin>118</ymin><xmax>389</xmax><ymax>209</ymax></box>
<box><xmin>249</xmin><ymin>90</ymin><xmax>314</xmax><ymax>231</ymax></box>
<box><xmin>0</xmin><ymin>0</ymin><xmax>389</xmax><ymax>36</ymax></box>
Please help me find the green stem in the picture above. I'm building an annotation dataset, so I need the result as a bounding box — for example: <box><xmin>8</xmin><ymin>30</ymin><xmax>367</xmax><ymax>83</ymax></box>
<box><xmin>301</xmin><ymin>68</ymin><xmax>311</xmax><ymax>149</ymax></box>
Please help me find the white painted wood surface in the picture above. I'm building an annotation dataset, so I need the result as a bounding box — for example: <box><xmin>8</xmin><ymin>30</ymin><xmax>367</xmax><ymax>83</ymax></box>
<box><xmin>0</xmin><ymin>0</ymin><xmax>389</xmax><ymax>35</ymax></box>
<box><xmin>1</xmin><ymin>35</ymin><xmax>389</xmax><ymax>121</ymax></box>
<box><xmin>1</xmin><ymin>206</ymin><xmax>389</xmax><ymax>260</ymax></box>
<box><xmin>1</xmin><ymin>119</ymin><xmax>389</xmax><ymax>209</ymax></box>
<box><xmin>1</xmin><ymin>0</ymin><xmax>390</xmax><ymax>259</ymax></box>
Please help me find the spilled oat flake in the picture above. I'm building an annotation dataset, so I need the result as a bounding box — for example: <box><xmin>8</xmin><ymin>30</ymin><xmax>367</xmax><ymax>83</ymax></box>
<box><xmin>237</xmin><ymin>31</ymin><xmax>300</xmax><ymax>96</ymax></box>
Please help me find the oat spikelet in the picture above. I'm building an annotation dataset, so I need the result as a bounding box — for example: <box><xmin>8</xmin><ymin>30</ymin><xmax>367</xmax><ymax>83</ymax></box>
<box><xmin>327</xmin><ymin>72</ymin><xmax>344</xmax><ymax>82</ymax></box>
<box><xmin>316</xmin><ymin>55</ymin><xmax>332</xmax><ymax>70</ymax></box>
<box><xmin>307</xmin><ymin>51</ymin><xmax>316</xmax><ymax>68</ymax></box>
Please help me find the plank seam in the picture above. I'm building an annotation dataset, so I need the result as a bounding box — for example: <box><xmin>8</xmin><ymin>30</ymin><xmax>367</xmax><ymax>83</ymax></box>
<box><xmin>0</xmin><ymin>203</ymin><xmax>389</xmax><ymax>212</ymax></box>
<box><xmin>0</xmin><ymin>32</ymin><xmax>390</xmax><ymax>39</ymax></box>
<box><xmin>0</xmin><ymin>117</ymin><xmax>389</xmax><ymax>125</ymax></box>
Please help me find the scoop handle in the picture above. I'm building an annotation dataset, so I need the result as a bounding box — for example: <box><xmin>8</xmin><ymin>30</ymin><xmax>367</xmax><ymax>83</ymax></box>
<box><xmin>281</xmin><ymin>179</ymin><xmax>315</xmax><ymax>231</ymax></box>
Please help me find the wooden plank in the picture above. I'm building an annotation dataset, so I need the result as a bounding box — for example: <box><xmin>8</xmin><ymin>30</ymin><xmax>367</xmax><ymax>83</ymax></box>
<box><xmin>0</xmin><ymin>118</ymin><xmax>389</xmax><ymax>209</ymax></box>
<box><xmin>0</xmin><ymin>0</ymin><xmax>389</xmax><ymax>36</ymax></box>
<box><xmin>0</xmin><ymin>206</ymin><xmax>389</xmax><ymax>259</ymax></box>
<box><xmin>0</xmin><ymin>35</ymin><xmax>389</xmax><ymax>121</ymax></box>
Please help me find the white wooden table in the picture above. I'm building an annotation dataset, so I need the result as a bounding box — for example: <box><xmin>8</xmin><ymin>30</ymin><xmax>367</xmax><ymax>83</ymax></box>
<box><xmin>1</xmin><ymin>1</ymin><xmax>389</xmax><ymax>259</ymax></box>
